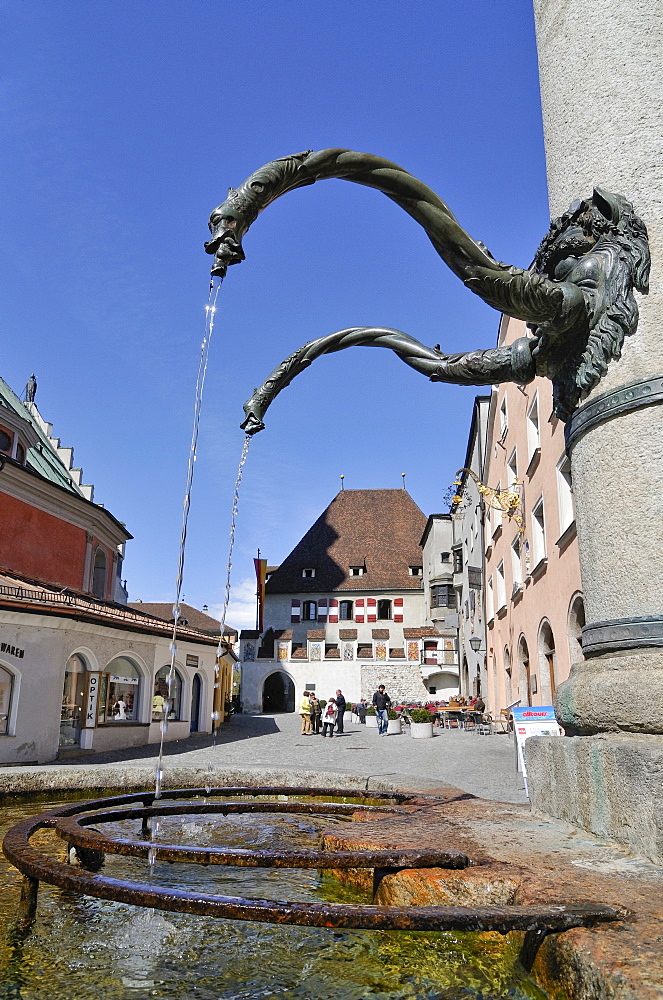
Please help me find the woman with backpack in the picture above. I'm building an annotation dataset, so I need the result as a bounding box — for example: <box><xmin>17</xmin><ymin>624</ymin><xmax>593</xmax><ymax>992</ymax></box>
<box><xmin>322</xmin><ymin>698</ymin><xmax>337</xmax><ymax>737</ymax></box>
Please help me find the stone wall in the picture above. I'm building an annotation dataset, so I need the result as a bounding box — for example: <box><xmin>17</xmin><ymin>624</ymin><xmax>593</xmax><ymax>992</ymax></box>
<box><xmin>360</xmin><ymin>662</ymin><xmax>430</xmax><ymax>703</ymax></box>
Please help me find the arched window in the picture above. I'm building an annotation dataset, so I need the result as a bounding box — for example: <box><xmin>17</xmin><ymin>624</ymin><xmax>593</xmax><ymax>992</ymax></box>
<box><xmin>153</xmin><ymin>665</ymin><xmax>183</xmax><ymax>720</ymax></box>
<box><xmin>517</xmin><ymin>634</ymin><xmax>531</xmax><ymax>706</ymax></box>
<box><xmin>503</xmin><ymin>646</ymin><xmax>513</xmax><ymax>704</ymax></box>
<box><xmin>568</xmin><ymin>594</ymin><xmax>585</xmax><ymax>666</ymax></box>
<box><xmin>538</xmin><ymin>620</ymin><xmax>556</xmax><ymax>702</ymax></box>
<box><xmin>339</xmin><ymin>600</ymin><xmax>354</xmax><ymax>621</ymax></box>
<box><xmin>302</xmin><ymin>600</ymin><xmax>317</xmax><ymax>621</ymax></box>
<box><xmin>92</xmin><ymin>548</ymin><xmax>107</xmax><ymax>599</ymax></box>
<box><xmin>106</xmin><ymin>656</ymin><xmax>141</xmax><ymax>721</ymax></box>
<box><xmin>0</xmin><ymin>663</ymin><xmax>16</xmax><ymax>735</ymax></box>
<box><xmin>60</xmin><ymin>653</ymin><xmax>87</xmax><ymax>746</ymax></box>
<box><xmin>377</xmin><ymin>599</ymin><xmax>392</xmax><ymax>620</ymax></box>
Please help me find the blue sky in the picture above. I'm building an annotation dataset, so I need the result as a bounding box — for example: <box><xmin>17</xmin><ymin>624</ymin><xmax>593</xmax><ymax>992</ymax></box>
<box><xmin>1</xmin><ymin>1</ymin><xmax>549</xmax><ymax>628</ymax></box>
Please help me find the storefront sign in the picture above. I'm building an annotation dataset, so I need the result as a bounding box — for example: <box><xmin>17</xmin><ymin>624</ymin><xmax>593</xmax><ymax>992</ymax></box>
<box><xmin>83</xmin><ymin>672</ymin><xmax>101</xmax><ymax>728</ymax></box>
<box><xmin>0</xmin><ymin>642</ymin><xmax>24</xmax><ymax>659</ymax></box>
<box><xmin>109</xmin><ymin>673</ymin><xmax>139</xmax><ymax>685</ymax></box>
<box><xmin>513</xmin><ymin>706</ymin><xmax>561</xmax><ymax>793</ymax></box>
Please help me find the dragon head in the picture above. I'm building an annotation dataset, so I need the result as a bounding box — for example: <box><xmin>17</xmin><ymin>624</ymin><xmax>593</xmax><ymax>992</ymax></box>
<box><xmin>205</xmin><ymin>192</ymin><xmax>248</xmax><ymax>276</ymax></box>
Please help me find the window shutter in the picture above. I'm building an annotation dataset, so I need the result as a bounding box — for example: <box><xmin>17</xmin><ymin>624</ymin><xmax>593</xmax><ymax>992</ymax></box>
<box><xmin>318</xmin><ymin>598</ymin><xmax>328</xmax><ymax>622</ymax></box>
<box><xmin>394</xmin><ymin>597</ymin><xmax>404</xmax><ymax>623</ymax></box>
<box><xmin>355</xmin><ymin>598</ymin><xmax>365</xmax><ymax>624</ymax></box>
<box><xmin>291</xmin><ymin>600</ymin><xmax>301</xmax><ymax>623</ymax></box>
<box><xmin>328</xmin><ymin>598</ymin><xmax>338</xmax><ymax>623</ymax></box>
<box><xmin>367</xmin><ymin>597</ymin><xmax>377</xmax><ymax>623</ymax></box>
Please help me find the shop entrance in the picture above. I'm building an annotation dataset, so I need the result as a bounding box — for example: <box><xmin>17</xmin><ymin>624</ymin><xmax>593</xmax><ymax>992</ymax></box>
<box><xmin>262</xmin><ymin>671</ymin><xmax>295</xmax><ymax>713</ymax></box>
<box><xmin>59</xmin><ymin>654</ymin><xmax>87</xmax><ymax>747</ymax></box>
<box><xmin>190</xmin><ymin>673</ymin><xmax>202</xmax><ymax>732</ymax></box>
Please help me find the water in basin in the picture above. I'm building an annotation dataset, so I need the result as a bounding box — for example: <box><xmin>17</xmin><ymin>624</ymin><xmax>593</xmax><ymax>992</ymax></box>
<box><xmin>0</xmin><ymin>796</ymin><xmax>552</xmax><ymax>1000</ymax></box>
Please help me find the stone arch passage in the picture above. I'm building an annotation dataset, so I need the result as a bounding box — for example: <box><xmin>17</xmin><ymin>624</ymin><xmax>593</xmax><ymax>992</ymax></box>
<box><xmin>262</xmin><ymin>671</ymin><xmax>295</xmax><ymax>713</ymax></box>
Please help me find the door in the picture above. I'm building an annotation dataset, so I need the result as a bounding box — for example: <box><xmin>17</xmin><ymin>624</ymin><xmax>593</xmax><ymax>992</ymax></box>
<box><xmin>190</xmin><ymin>674</ymin><xmax>202</xmax><ymax>732</ymax></box>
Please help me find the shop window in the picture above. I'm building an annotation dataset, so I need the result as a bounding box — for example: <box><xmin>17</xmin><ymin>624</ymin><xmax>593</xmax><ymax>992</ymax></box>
<box><xmin>339</xmin><ymin>600</ymin><xmax>354</xmax><ymax>621</ymax></box>
<box><xmin>105</xmin><ymin>656</ymin><xmax>141</xmax><ymax>721</ymax></box>
<box><xmin>59</xmin><ymin>653</ymin><xmax>87</xmax><ymax>746</ymax></box>
<box><xmin>92</xmin><ymin>547</ymin><xmax>107</xmax><ymax>599</ymax></box>
<box><xmin>153</xmin><ymin>665</ymin><xmax>183</xmax><ymax>720</ymax></box>
<box><xmin>0</xmin><ymin>663</ymin><xmax>15</xmax><ymax>735</ymax></box>
<box><xmin>377</xmin><ymin>599</ymin><xmax>392</xmax><ymax>620</ymax></box>
<box><xmin>302</xmin><ymin>600</ymin><xmax>317</xmax><ymax>621</ymax></box>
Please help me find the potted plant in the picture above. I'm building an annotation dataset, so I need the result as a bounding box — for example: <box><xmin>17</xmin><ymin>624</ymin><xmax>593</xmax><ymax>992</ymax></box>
<box><xmin>386</xmin><ymin>708</ymin><xmax>402</xmax><ymax>735</ymax></box>
<box><xmin>409</xmin><ymin>707</ymin><xmax>434</xmax><ymax>739</ymax></box>
<box><xmin>365</xmin><ymin>705</ymin><xmax>379</xmax><ymax>728</ymax></box>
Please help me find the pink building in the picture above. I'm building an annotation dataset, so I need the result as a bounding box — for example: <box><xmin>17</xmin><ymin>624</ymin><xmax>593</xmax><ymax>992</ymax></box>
<box><xmin>482</xmin><ymin>317</ymin><xmax>585</xmax><ymax>716</ymax></box>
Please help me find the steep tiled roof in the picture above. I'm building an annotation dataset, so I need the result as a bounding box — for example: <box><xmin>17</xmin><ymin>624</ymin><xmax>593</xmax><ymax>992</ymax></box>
<box><xmin>128</xmin><ymin>602</ymin><xmax>237</xmax><ymax>637</ymax></box>
<box><xmin>265</xmin><ymin>489</ymin><xmax>427</xmax><ymax>595</ymax></box>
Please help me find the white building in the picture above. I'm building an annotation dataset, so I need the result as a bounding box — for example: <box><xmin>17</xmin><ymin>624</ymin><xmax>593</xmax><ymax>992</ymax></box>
<box><xmin>238</xmin><ymin>489</ymin><xmax>459</xmax><ymax>712</ymax></box>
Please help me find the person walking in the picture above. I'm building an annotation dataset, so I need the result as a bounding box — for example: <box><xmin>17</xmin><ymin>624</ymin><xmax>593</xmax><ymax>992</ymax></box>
<box><xmin>299</xmin><ymin>691</ymin><xmax>312</xmax><ymax>735</ymax></box>
<box><xmin>372</xmin><ymin>685</ymin><xmax>391</xmax><ymax>735</ymax></box>
<box><xmin>356</xmin><ymin>698</ymin><xmax>367</xmax><ymax>724</ymax></box>
<box><xmin>322</xmin><ymin>698</ymin><xmax>337</xmax><ymax>737</ymax></box>
<box><xmin>334</xmin><ymin>689</ymin><xmax>346</xmax><ymax>735</ymax></box>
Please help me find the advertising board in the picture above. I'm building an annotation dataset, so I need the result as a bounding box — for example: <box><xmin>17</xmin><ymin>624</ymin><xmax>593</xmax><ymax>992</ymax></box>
<box><xmin>512</xmin><ymin>706</ymin><xmax>561</xmax><ymax>795</ymax></box>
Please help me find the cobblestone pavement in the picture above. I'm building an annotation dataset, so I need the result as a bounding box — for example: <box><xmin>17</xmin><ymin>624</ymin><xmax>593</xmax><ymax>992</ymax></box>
<box><xmin>52</xmin><ymin>713</ymin><xmax>527</xmax><ymax>803</ymax></box>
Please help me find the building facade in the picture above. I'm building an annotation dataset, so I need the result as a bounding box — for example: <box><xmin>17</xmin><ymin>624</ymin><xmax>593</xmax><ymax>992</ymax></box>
<box><xmin>481</xmin><ymin>317</ymin><xmax>584</xmax><ymax>716</ymax></box>
<box><xmin>0</xmin><ymin>377</ymin><xmax>234</xmax><ymax>762</ymax></box>
<box><xmin>238</xmin><ymin>489</ymin><xmax>459</xmax><ymax>712</ymax></box>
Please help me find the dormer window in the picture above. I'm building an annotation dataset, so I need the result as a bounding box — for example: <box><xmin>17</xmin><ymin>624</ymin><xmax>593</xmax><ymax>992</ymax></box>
<box><xmin>408</xmin><ymin>565</ymin><xmax>422</xmax><ymax>576</ymax></box>
<box><xmin>302</xmin><ymin>568</ymin><xmax>315</xmax><ymax>579</ymax></box>
<box><xmin>349</xmin><ymin>566</ymin><xmax>364</xmax><ymax>577</ymax></box>
<box><xmin>15</xmin><ymin>441</ymin><xmax>26</xmax><ymax>464</ymax></box>
<box><xmin>0</xmin><ymin>428</ymin><xmax>12</xmax><ymax>454</ymax></box>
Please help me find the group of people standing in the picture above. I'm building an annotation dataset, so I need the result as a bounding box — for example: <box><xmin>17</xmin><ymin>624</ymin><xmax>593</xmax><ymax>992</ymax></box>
<box><xmin>298</xmin><ymin>685</ymin><xmax>393</xmax><ymax>737</ymax></box>
<box><xmin>299</xmin><ymin>689</ymin><xmax>347</xmax><ymax>737</ymax></box>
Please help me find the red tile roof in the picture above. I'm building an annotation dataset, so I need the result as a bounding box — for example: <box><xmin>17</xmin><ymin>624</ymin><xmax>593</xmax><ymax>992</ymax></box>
<box><xmin>128</xmin><ymin>602</ymin><xmax>237</xmax><ymax>637</ymax></box>
<box><xmin>403</xmin><ymin>626</ymin><xmax>445</xmax><ymax>639</ymax></box>
<box><xmin>264</xmin><ymin>490</ymin><xmax>427</xmax><ymax>595</ymax></box>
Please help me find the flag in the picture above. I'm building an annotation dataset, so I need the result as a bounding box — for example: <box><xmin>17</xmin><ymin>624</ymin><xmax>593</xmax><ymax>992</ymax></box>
<box><xmin>254</xmin><ymin>557</ymin><xmax>267</xmax><ymax>633</ymax></box>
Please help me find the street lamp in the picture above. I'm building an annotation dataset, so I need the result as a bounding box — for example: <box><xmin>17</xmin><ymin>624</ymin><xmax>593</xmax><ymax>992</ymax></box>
<box><xmin>469</xmin><ymin>636</ymin><xmax>483</xmax><ymax>653</ymax></box>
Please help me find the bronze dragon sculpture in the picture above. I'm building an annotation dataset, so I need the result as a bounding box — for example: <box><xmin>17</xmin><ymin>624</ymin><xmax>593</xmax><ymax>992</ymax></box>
<box><xmin>204</xmin><ymin>149</ymin><xmax>649</xmax><ymax>428</ymax></box>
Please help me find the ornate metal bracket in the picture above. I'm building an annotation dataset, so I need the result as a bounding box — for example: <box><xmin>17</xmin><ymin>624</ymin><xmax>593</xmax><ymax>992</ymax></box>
<box><xmin>208</xmin><ymin>148</ymin><xmax>649</xmax><ymax>425</ymax></box>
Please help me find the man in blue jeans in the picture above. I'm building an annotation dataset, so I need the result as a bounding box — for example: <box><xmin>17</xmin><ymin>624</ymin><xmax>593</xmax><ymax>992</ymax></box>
<box><xmin>372</xmin><ymin>685</ymin><xmax>391</xmax><ymax>735</ymax></box>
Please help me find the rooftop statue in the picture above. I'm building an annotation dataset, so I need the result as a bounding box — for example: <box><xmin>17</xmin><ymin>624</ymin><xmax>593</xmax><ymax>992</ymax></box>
<box><xmin>205</xmin><ymin>149</ymin><xmax>649</xmax><ymax>429</ymax></box>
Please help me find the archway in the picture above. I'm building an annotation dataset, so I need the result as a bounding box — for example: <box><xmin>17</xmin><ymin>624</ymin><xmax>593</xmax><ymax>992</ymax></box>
<box><xmin>538</xmin><ymin>620</ymin><xmax>556</xmax><ymax>703</ymax></box>
<box><xmin>568</xmin><ymin>594</ymin><xmax>585</xmax><ymax>666</ymax></box>
<box><xmin>190</xmin><ymin>674</ymin><xmax>202</xmax><ymax>732</ymax></box>
<box><xmin>59</xmin><ymin>653</ymin><xmax>88</xmax><ymax>746</ymax></box>
<box><xmin>262</xmin><ymin>671</ymin><xmax>295</xmax><ymax>713</ymax></box>
<box><xmin>517</xmin><ymin>634</ymin><xmax>532</xmax><ymax>707</ymax></box>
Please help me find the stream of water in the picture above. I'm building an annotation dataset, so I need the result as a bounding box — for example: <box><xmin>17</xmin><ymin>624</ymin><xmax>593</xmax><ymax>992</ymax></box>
<box><xmin>0</xmin><ymin>796</ymin><xmax>552</xmax><ymax>1000</ymax></box>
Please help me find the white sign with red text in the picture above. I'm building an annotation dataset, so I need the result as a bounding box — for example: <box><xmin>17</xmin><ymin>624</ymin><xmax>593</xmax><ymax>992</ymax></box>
<box><xmin>512</xmin><ymin>706</ymin><xmax>561</xmax><ymax>785</ymax></box>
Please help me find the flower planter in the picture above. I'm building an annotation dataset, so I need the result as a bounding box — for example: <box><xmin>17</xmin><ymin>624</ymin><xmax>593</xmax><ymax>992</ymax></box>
<box><xmin>365</xmin><ymin>715</ymin><xmax>379</xmax><ymax>728</ymax></box>
<box><xmin>410</xmin><ymin>721</ymin><xmax>434</xmax><ymax>739</ymax></box>
<box><xmin>386</xmin><ymin>719</ymin><xmax>402</xmax><ymax>735</ymax></box>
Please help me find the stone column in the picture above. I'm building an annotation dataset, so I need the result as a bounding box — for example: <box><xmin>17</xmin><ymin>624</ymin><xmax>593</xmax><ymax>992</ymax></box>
<box><xmin>533</xmin><ymin>0</ymin><xmax>663</xmax><ymax>734</ymax></box>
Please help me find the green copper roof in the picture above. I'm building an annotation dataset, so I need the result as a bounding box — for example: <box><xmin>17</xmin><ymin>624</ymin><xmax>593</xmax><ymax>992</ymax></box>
<box><xmin>0</xmin><ymin>376</ymin><xmax>84</xmax><ymax>496</ymax></box>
